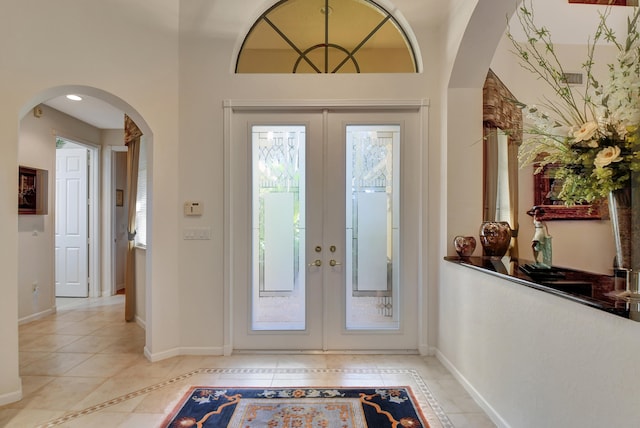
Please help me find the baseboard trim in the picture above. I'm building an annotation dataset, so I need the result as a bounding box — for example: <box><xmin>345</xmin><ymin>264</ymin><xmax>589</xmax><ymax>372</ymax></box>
<box><xmin>0</xmin><ymin>385</ymin><xmax>22</xmax><ymax>406</ymax></box>
<box><xmin>435</xmin><ymin>349</ymin><xmax>510</xmax><ymax>428</ymax></box>
<box><xmin>144</xmin><ymin>346</ymin><xmax>224</xmax><ymax>362</ymax></box>
<box><xmin>418</xmin><ymin>344</ymin><xmax>436</xmax><ymax>356</ymax></box>
<box><xmin>18</xmin><ymin>307</ymin><xmax>56</xmax><ymax>325</ymax></box>
<box><xmin>135</xmin><ymin>315</ymin><xmax>146</xmax><ymax>330</ymax></box>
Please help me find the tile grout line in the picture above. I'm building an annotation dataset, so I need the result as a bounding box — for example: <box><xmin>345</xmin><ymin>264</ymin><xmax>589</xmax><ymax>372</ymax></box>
<box><xmin>36</xmin><ymin>367</ymin><xmax>454</xmax><ymax>427</ymax></box>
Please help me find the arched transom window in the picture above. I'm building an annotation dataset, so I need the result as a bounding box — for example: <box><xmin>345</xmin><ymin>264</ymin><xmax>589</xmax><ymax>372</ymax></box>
<box><xmin>236</xmin><ymin>0</ymin><xmax>418</xmax><ymax>73</ymax></box>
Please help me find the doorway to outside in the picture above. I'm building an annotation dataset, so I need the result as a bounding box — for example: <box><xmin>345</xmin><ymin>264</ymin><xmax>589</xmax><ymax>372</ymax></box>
<box><xmin>228</xmin><ymin>105</ymin><xmax>424</xmax><ymax>352</ymax></box>
<box><xmin>55</xmin><ymin>137</ymin><xmax>99</xmax><ymax>298</ymax></box>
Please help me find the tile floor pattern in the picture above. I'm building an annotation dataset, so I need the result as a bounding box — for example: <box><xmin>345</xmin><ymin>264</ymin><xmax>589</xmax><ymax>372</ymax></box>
<box><xmin>0</xmin><ymin>295</ymin><xmax>496</xmax><ymax>427</ymax></box>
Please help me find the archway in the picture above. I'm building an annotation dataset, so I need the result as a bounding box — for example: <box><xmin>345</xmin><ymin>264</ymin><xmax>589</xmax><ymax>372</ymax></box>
<box><xmin>17</xmin><ymin>84</ymin><xmax>153</xmax><ymax>352</ymax></box>
<box><xmin>445</xmin><ymin>0</ymin><xmax>520</xmax><ymax>248</ymax></box>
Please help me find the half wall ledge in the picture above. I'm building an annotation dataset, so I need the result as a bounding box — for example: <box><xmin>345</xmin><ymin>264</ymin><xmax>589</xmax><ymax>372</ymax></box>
<box><xmin>444</xmin><ymin>256</ymin><xmax>639</xmax><ymax>321</ymax></box>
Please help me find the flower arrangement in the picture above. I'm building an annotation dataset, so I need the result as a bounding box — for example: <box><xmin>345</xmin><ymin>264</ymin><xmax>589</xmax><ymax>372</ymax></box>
<box><xmin>507</xmin><ymin>1</ymin><xmax>640</xmax><ymax>205</ymax></box>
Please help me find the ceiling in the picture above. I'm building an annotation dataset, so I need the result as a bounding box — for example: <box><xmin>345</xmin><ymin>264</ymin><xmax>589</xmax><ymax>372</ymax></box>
<box><xmin>44</xmin><ymin>94</ymin><xmax>125</xmax><ymax>130</ymax></box>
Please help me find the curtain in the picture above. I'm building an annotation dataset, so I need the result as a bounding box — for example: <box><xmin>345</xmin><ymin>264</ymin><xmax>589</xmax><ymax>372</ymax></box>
<box><xmin>124</xmin><ymin>115</ymin><xmax>142</xmax><ymax>322</ymax></box>
<box><xmin>482</xmin><ymin>69</ymin><xmax>522</xmax><ymax>257</ymax></box>
<box><xmin>507</xmin><ymin>140</ymin><xmax>520</xmax><ymax>258</ymax></box>
<box><xmin>483</xmin><ymin>127</ymin><xmax>499</xmax><ymax>222</ymax></box>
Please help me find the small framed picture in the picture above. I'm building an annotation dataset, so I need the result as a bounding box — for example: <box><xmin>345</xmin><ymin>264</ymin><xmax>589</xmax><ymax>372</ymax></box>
<box><xmin>19</xmin><ymin>166</ymin><xmax>48</xmax><ymax>215</ymax></box>
<box><xmin>116</xmin><ymin>189</ymin><xmax>124</xmax><ymax>207</ymax></box>
<box><xmin>533</xmin><ymin>162</ymin><xmax>604</xmax><ymax>220</ymax></box>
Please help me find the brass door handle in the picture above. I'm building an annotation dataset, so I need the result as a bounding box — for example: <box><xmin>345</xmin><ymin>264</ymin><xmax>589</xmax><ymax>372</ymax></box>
<box><xmin>308</xmin><ymin>259</ymin><xmax>322</xmax><ymax>267</ymax></box>
<box><xmin>329</xmin><ymin>259</ymin><xmax>342</xmax><ymax>267</ymax></box>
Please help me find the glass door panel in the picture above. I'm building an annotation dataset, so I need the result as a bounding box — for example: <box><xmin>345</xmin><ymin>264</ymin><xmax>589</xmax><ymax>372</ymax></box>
<box><xmin>252</xmin><ymin>125</ymin><xmax>306</xmax><ymax>330</ymax></box>
<box><xmin>345</xmin><ymin>125</ymin><xmax>400</xmax><ymax>330</ymax></box>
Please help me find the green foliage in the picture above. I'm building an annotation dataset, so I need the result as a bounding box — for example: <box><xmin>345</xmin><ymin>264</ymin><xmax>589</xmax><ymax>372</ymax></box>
<box><xmin>507</xmin><ymin>1</ymin><xmax>640</xmax><ymax>204</ymax></box>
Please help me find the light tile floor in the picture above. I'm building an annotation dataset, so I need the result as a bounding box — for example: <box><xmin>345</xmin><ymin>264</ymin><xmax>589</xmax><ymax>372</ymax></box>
<box><xmin>0</xmin><ymin>295</ymin><xmax>495</xmax><ymax>427</ymax></box>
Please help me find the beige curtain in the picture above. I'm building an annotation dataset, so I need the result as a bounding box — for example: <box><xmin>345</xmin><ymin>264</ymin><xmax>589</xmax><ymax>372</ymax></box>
<box><xmin>482</xmin><ymin>69</ymin><xmax>522</xmax><ymax>257</ymax></box>
<box><xmin>483</xmin><ymin>127</ymin><xmax>499</xmax><ymax>222</ymax></box>
<box><xmin>124</xmin><ymin>115</ymin><xmax>142</xmax><ymax>322</ymax></box>
<box><xmin>507</xmin><ymin>140</ymin><xmax>520</xmax><ymax>258</ymax></box>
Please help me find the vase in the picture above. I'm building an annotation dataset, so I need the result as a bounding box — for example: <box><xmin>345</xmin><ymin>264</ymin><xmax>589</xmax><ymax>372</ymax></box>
<box><xmin>609</xmin><ymin>186</ymin><xmax>640</xmax><ymax>297</ymax></box>
<box><xmin>479</xmin><ymin>221</ymin><xmax>512</xmax><ymax>257</ymax></box>
<box><xmin>609</xmin><ymin>187</ymin><xmax>632</xmax><ymax>270</ymax></box>
<box><xmin>453</xmin><ymin>236</ymin><xmax>476</xmax><ymax>257</ymax></box>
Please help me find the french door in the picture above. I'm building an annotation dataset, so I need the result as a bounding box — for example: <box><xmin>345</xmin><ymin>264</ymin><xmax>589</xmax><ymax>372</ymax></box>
<box><xmin>229</xmin><ymin>107</ymin><xmax>422</xmax><ymax>351</ymax></box>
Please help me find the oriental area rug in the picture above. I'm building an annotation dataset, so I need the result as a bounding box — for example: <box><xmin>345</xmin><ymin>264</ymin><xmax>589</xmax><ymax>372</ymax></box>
<box><xmin>163</xmin><ymin>386</ymin><xmax>432</xmax><ymax>428</ymax></box>
<box><xmin>39</xmin><ymin>368</ymin><xmax>453</xmax><ymax>427</ymax></box>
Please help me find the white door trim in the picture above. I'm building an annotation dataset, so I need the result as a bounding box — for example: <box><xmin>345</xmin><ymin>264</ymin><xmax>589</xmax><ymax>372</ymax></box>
<box><xmin>223</xmin><ymin>99</ymin><xmax>430</xmax><ymax>355</ymax></box>
<box><xmin>102</xmin><ymin>145</ymin><xmax>128</xmax><ymax>296</ymax></box>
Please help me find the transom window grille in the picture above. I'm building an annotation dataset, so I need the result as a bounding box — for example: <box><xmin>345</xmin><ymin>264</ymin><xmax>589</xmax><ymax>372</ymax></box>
<box><xmin>236</xmin><ymin>0</ymin><xmax>418</xmax><ymax>73</ymax></box>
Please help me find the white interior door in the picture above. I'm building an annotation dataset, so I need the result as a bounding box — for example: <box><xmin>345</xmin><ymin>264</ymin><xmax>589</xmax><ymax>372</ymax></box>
<box><xmin>230</xmin><ymin>107</ymin><xmax>422</xmax><ymax>352</ymax></box>
<box><xmin>55</xmin><ymin>147</ymin><xmax>89</xmax><ymax>298</ymax></box>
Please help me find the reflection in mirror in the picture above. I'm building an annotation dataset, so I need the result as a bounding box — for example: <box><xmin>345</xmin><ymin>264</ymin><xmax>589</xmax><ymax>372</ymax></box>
<box><xmin>484</xmin><ymin>128</ymin><xmax>511</xmax><ymax>223</ymax></box>
<box><xmin>482</xmin><ymin>69</ymin><xmax>522</xmax><ymax>257</ymax></box>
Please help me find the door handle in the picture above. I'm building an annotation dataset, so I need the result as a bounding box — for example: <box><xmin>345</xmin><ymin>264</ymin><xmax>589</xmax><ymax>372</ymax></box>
<box><xmin>308</xmin><ymin>259</ymin><xmax>322</xmax><ymax>267</ymax></box>
<box><xmin>329</xmin><ymin>259</ymin><xmax>342</xmax><ymax>267</ymax></box>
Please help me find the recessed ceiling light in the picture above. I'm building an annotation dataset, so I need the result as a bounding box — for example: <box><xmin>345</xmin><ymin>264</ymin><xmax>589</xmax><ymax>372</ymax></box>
<box><xmin>66</xmin><ymin>94</ymin><xmax>83</xmax><ymax>101</ymax></box>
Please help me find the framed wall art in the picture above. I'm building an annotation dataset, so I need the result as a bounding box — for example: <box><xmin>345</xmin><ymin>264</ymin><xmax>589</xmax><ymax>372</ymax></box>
<box><xmin>568</xmin><ymin>0</ymin><xmax>637</xmax><ymax>5</ymax></box>
<box><xmin>533</xmin><ymin>162</ymin><xmax>604</xmax><ymax>220</ymax></box>
<box><xmin>18</xmin><ymin>166</ymin><xmax>48</xmax><ymax>215</ymax></box>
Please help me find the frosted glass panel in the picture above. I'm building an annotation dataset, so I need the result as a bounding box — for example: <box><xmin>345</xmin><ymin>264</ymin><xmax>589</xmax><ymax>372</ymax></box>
<box><xmin>252</xmin><ymin>125</ymin><xmax>306</xmax><ymax>330</ymax></box>
<box><xmin>264</xmin><ymin>193</ymin><xmax>295</xmax><ymax>291</ymax></box>
<box><xmin>346</xmin><ymin>125</ymin><xmax>400</xmax><ymax>330</ymax></box>
<box><xmin>356</xmin><ymin>193</ymin><xmax>388</xmax><ymax>291</ymax></box>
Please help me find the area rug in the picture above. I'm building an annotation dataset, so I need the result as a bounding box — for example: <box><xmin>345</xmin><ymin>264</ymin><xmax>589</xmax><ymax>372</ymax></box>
<box><xmin>162</xmin><ymin>386</ymin><xmax>430</xmax><ymax>427</ymax></box>
<box><xmin>39</xmin><ymin>368</ymin><xmax>452</xmax><ymax>427</ymax></box>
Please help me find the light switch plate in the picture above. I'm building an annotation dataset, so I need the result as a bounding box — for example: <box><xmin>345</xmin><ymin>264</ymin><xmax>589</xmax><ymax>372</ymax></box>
<box><xmin>183</xmin><ymin>227</ymin><xmax>211</xmax><ymax>240</ymax></box>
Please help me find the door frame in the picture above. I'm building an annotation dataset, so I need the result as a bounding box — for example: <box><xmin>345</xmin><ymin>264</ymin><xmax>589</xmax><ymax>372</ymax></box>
<box><xmin>102</xmin><ymin>145</ymin><xmax>128</xmax><ymax>296</ymax></box>
<box><xmin>223</xmin><ymin>99</ymin><xmax>429</xmax><ymax>355</ymax></box>
<box><xmin>55</xmin><ymin>135</ymin><xmax>101</xmax><ymax>298</ymax></box>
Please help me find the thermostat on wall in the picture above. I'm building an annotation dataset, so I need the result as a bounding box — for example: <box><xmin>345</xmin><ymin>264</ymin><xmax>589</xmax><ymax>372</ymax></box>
<box><xmin>184</xmin><ymin>201</ymin><xmax>203</xmax><ymax>216</ymax></box>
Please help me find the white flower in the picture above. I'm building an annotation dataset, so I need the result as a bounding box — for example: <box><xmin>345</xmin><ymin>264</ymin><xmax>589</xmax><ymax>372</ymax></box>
<box><xmin>573</xmin><ymin>121</ymin><xmax>598</xmax><ymax>142</ymax></box>
<box><xmin>594</xmin><ymin>146</ymin><xmax>623</xmax><ymax>168</ymax></box>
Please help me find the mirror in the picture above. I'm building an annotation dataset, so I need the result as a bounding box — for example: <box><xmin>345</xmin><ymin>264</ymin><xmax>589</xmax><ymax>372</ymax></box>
<box><xmin>484</xmin><ymin>127</ymin><xmax>513</xmax><ymax>223</ymax></box>
<box><xmin>482</xmin><ymin>69</ymin><xmax>521</xmax><ymax>257</ymax></box>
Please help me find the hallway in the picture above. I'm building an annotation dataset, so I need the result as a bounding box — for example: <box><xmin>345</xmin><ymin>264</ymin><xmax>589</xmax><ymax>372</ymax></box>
<box><xmin>0</xmin><ymin>295</ymin><xmax>494</xmax><ymax>427</ymax></box>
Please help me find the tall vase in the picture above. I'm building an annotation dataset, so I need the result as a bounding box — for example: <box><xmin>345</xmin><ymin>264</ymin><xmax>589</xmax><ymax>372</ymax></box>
<box><xmin>609</xmin><ymin>186</ymin><xmax>640</xmax><ymax>297</ymax></box>
<box><xmin>609</xmin><ymin>187</ymin><xmax>632</xmax><ymax>270</ymax></box>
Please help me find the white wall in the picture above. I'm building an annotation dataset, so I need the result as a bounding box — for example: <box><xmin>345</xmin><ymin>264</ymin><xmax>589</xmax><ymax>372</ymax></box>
<box><xmin>135</xmin><ymin>248</ymin><xmax>146</xmax><ymax>326</ymax></box>
<box><xmin>439</xmin><ymin>262</ymin><xmax>640</xmax><ymax>427</ymax></box>
<box><xmin>176</xmin><ymin>0</ymin><xmax>442</xmax><ymax>354</ymax></box>
<box><xmin>442</xmin><ymin>1</ymin><xmax>640</xmax><ymax>426</ymax></box>
<box><xmin>0</xmin><ymin>0</ymin><xmax>180</xmax><ymax>403</ymax></box>
<box><xmin>18</xmin><ymin>105</ymin><xmax>101</xmax><ymax>321</ymax></box>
